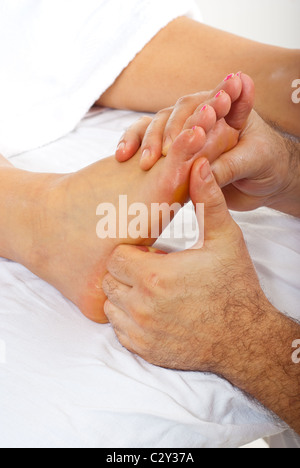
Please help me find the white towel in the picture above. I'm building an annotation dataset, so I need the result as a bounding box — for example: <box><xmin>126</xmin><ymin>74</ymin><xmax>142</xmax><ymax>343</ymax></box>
<box><xmin>0</xmin><ymin>0</ymin><xmax>201</xmax><ymax>157</ymax></box>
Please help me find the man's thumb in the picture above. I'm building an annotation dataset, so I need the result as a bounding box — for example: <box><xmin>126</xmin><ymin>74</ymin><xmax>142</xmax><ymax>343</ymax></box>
<box><xmin>190</xmin><ymin>158</ymin><xmax>235</xmax><ymax>242</ymax></box>
<box><xmin>211</xmin><ymin>139</ymin><xmax>253</xmax><ymax>188</ymax></box>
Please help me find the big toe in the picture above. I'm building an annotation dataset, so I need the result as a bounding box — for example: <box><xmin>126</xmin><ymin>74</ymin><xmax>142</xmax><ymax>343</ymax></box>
<box><xmin>226</xmin><ymin>73</ymin><xmax>255</xmax><ymax>131</ymax></box>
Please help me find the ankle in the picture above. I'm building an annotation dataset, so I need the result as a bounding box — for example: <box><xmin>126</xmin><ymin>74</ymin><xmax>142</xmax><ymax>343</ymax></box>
<box><xmin>0</xmin><ymin>166</ymin><xmax>61</xmax><ymax>268</ymax></box>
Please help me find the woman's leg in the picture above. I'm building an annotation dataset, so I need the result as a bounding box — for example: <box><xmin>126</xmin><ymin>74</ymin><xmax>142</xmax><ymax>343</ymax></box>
<box><xmin>98</xmin><ymin>17</ymin><xmax>300</xmax><ymax>136</ymax></box>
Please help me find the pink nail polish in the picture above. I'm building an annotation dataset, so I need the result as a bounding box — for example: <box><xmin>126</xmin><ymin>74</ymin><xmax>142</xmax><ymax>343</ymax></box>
<box><xmin>224</xmin><ymin>73</ymin><xmax>235</xmax><ymax>81</ymax></box>
<box><xmin>215</xmin><ymin>90</ymin><xmax>225</xmax><ymax>99</ymax></box>
<box><xmin>201</xmin><ymin>105</ymin><xmax>207</xmax><ymax>112</ymax></box>
<box><xmin>236</xmin><ymin>71</ymin><xmax>242</xmax><ymax>77</ymax></box>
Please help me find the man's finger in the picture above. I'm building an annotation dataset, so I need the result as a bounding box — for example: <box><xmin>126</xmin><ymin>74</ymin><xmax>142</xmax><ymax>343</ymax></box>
<box><xmin>104</xmin><ymin>300</ymin><xmax>139</xmax><ymax>355</ymax></box>
<box><xmin>162</xmin><ymin>92</ymin><xmax>209</xmax><ymax>155</ymax></box>
<box><xmin>102</xmin><ymin>273</ymin><xmax>132</xmax><ymax>312</ymax></box>
<box><xmin>139</xmin><ymin>108</ymin><xmax>173</xmax><ymax>170</ymax></box>
<box><xmin>190</xmin><ymin>158</ymin><xmax>236</xmax><ymax>242</ymax></box>
<box><xmin>211</xmin><ymin>139</ymin><xmax>255</xmax><ymax>188</ymax></box>
<box><xmin>115</xmin><ymin>116</ymin><xmax>152</xmax><ymax>162</ymax></box>
<box><xmin>106</xmin><ymin>244</ymin><xmax>149</xmax><ymax>286</ymax></box>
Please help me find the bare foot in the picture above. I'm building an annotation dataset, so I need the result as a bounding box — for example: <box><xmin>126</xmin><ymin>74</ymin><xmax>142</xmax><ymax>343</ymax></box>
<box><xmin>7</xmin><ymin>130</ymin><xmax>208</xmax><ymax>324</ymax></box>
<box><xmin>1</xmin><ymin>78</ymin><xmax>254</xmax><ymax>323</ymax></box>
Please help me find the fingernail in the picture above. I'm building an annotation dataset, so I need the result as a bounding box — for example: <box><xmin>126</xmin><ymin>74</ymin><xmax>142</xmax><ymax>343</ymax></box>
<box><xmin>141</xmin><ymin>149</ymin><xmax>151</xmax><ymax>161</ymax></box>
<box><xmin>200</xmin><ymin>160</ymin><xmax>213</xmax><ymax>182</ymax></box>
<box><xmin>135</xmin><ymin>246</ymin><xmax>167</xmax><ymax>255</ymax></box>
<box><xmin>163</xmin><ymin>135</ymin><xmax>173</xmax><ymax>148</ymax></box>
<box><xmin>117</xmin><ymin>141</ymin><xmax>126</xmax><ymax>153</ymax></box>
<box><xmin>224</xmin><ymin>73</ymin><xmax>235</xmax><ymax>81</ymax></box>
<box><xmin>135</xmin><ymin>246</ymin><xmax>150</xmax><ymax>253</ymax></box>
<box><xmin>162</xmin><ymin>136</ymin><xmax>173</xmax><ymax>155</ymax></box>
<box><xmin>215</xmin><ymin>90</ymin><xmax>225</xmax><ymax>99</ymax></box>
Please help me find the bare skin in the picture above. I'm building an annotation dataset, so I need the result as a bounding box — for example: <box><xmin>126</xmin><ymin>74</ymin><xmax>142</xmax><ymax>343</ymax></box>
<box><xmin>98</xmin><ymin>17</ymin><xmax>300</xmax><ymax>137</ymax></box>
<box><xmin>0</xmin><ymin>140</ymin><xmax>204</xmax><ymax>324</ymax></box>
<box><xmin>103</xmin><ymin>158</ymin><xmax>300</xmax><ymax>436</ymax></box>
<box><xmin>118</xmin><ymin>73</ymin><xmax>300</xmax><ymax>218</ymax></box>
<box><xmin>0</xmin><ymin>76</ymin><xmax>253</xmax><ymax>323</ymax></box>
<box><xmin>116</xmin><ymin>72</ymin><xmax>246</xmax><ymax>170</ymax></box>
<box><xmin>103</xmin><ymin>74</ymin><xmax>300</xmax><ymax>435</ymax></box>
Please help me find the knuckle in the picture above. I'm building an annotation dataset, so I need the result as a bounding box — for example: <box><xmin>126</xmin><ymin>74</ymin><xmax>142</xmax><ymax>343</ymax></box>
<box><xmin>155</xmin><ymin>107</ymin><xmax>173</xmax><ymax>119</ymax></box>
<box><xmin>126</xmin><ymin>116</ymin><xmax>152</xmax><ymax>133</ymax></box>
<box><xmin>110</xmin><ymin>244</ymin><xmax>126</xmax><ymax>262</ymax></box>
<box><xmin>141</xmin><ymin>271</ymin><xmax>159</xmax><ymax>293</ymax></box>
<box><xmin>107</xmin><ymin>245</ymin><xmax>127</xmax><ymax>272</ymax></box>
<box><xmin>226</xmin><ymin>157</ymin><xmax>240</xmax><ymax>181</ymax></box>
<box><xmin>164</xmin><ymin>114</ymin><xmax>180</xmax><ymax>132</ymax></box>
<box><xmin>103</xmin><ymin>276</ymin><xmax>118</xmax><ymax>298</ymax></box>
<box><xmin>176</xmin><ymin>95</ymin><xmax>193</xmax><ymax>107</ymax></box>
<box><xmin>144</xmin><ymin>126</ymin><xmax>158</xmax><ymax>139</ymax></box>
<box><xmin>129</xmin><ymin>301</ymin><xmax>154</xmax><ymax>330</ymax></box>
<box><xmin>139</xmin><ymin>115</ymin><xmax>153</xmax><ymax>125</ymax></box>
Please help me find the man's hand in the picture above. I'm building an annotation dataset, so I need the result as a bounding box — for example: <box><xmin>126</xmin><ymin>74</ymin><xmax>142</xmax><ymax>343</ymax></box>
<box><xmin>103</xmin><ymin>157</ymin><xmax>266</xmax><ymax>372</ymax></box>
<box><xmin>116</xmin><ymin>73</ymin><xmax>300</xmax><ymax>217</ymax></box>
<box><xmin>211</xmin><ymin>110</ymin><xmax>300</xmax><ymax>217</ymax></box>
<box><xmin>103</xmin><ymin>157</ymin><xmax>300</xmax><ymax>434</ymax></box>
<box><xmin>115</xmin><ymin>72</ymin><xmax>243</xmax><ymax>170</ymax></box>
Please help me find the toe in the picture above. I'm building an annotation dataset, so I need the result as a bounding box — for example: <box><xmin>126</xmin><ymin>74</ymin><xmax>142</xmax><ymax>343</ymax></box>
<box><xmin>226</xmin><ymin>73</ymin><xmax>255</xmax><ymax>130</ymax></box>
<box><xmin>184</xmin><ymin>91</ymin><xmax>232</xmax><ymax>131</ymax></box>
<box><xmin>216</xmin><ymin>73</ymin><xmax>243</xmax><ymax>103</ymax></box>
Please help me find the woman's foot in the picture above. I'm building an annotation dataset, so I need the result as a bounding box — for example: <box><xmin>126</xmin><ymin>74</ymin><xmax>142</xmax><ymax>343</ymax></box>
<box><xmin>24</xmin><ymin>132</ymin><xmax>209</xmax><ymax>324</ymax></box>
<box><xmin>0</xmin><ymin>77</ymin><xmax>254</xmax><ymax>324</ymax></box>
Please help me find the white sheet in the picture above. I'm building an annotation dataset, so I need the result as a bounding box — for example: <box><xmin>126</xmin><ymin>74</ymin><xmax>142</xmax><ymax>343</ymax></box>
<box><xmin>1</xmin><ymin>108</ymin><xmax>299</xmax><ymax>448</ymax></box>
<box><xmin>0</xmin><ymin>0</ymin><xmax>201</xmax><ymax>158</ymax></box>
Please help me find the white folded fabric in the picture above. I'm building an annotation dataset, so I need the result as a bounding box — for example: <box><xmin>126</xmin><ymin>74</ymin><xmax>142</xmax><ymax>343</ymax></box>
<box><xmin>0</xmin><ymin>0</ymin><xmax>201</xmax><ymax>157</ymax></box>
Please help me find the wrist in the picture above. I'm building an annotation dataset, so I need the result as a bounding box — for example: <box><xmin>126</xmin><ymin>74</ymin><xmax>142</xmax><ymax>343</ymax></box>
<box><xmin>211</xmin><ymin>289</ymin><xmax>273</xmax><ymax>380</ymax></box>
<box><xmin>213</xmin><ymin>293</ymin><xmax>300</xmax><ymax>432</ymax></box>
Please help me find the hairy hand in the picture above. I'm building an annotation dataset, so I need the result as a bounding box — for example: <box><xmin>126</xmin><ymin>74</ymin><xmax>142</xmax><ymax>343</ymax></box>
<box><xmin>103</xmin><ymin>157</ymin><xmax>266</xmax><ymax>373</ymax></box>
<box><xmin>211</xmin><ymin>109</ymin><xmax>299</xmax><ymax>215</ymax></box>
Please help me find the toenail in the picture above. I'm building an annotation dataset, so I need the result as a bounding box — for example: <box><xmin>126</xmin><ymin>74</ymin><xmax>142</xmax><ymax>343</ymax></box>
<box><xmin>224</xmin><ymin>73</ymin><xmax>235</xmax><ymax>81</ymax></box>
<box><xmin>215</xmin><ymin>90</ymin><xmax>225</xmax><ymax>99</ymax></box>
<box><xmin>200</xmin><ymin>105</ymin><xmax>208</xmax><ymax>112</ymax></box>
<box><xmin>236</xmin><ymin>71</ymin><xmax>242</xmax><ymax>77</ymax></box>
